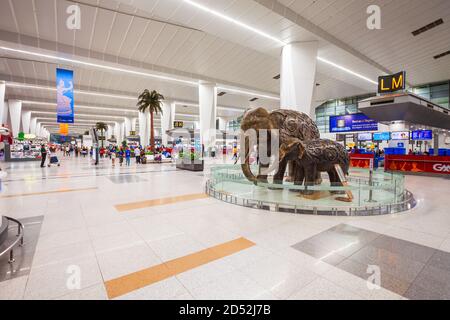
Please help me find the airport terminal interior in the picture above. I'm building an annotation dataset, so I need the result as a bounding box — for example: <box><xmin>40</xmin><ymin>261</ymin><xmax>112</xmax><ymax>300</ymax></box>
<box><xmin>1</xmin><ymin>0</ymin><xmax>450</xmax><ymax>301</ymax></box>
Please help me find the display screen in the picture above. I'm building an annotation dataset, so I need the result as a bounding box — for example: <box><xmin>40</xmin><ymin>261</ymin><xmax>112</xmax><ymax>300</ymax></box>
<box><xmin>56</xmin><ymin>68</ymin><xmax>74</xmax><ymax>124</ymax></box>
<box><xmin>373</xmin><ymin>132</ymin><xmax>391</xmax><ymax>141</ymax></box>
<box><xmin>391</xmin><ymin>131</ymin><xmax>410</xmax><ymax>140</ymax></box>
<box><xmin>329</xmin><ymin>113</ymin><xmax>378</xmax><ymax>133</ymax></box>
<box><xmin>411</xmin><ymin>130</ymin><xmax>432</xmax><ymax>140</ymax></box>
<box><xmin>357</xmin><ymin>133</ymin><xmax>372</xmax><ymax>141</ymax></box>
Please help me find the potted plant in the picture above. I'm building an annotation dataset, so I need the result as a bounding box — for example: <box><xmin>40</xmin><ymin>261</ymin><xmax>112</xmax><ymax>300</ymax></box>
<box><xmin>137</xmin><ymin>89</ymin><xmax>163</xmax><ymax>152</ymax></box>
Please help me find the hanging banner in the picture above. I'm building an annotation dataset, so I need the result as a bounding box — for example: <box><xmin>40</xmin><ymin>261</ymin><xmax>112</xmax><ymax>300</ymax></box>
<box><xmin>59</xmin><ymin>123</ymin><xmax>69</xmax><ymax>135</ymax></box>
<box><xmin>56</xmin><ymin>68</ymin><xmax>74</xmax><ymax>123</ymax></box>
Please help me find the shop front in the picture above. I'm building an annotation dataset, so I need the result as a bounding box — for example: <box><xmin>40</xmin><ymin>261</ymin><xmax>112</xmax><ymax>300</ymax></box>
<box><xmin>385</xmin><ymin>155</ymin><xmax>450</xmax><ymax>175</ymax></box>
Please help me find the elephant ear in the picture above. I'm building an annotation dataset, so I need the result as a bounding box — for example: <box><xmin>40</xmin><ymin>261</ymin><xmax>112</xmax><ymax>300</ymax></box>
<box><xmin>279</xmin><ymin>138</ymin><xmax>304</xmax><ymax>161</ymax></box>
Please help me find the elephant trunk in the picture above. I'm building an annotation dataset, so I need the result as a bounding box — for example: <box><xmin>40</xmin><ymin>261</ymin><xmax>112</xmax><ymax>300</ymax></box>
<box><xmin>241</xmin><ymin>136</ymin><xmax>257</xmax><ymax>183</ymax></box>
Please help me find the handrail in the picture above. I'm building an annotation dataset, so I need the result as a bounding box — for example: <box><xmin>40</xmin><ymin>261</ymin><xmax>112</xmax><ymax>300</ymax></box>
<box><xmin>0</xmin><ymin>216</ymin><xmax>25</xmax><ymax>263</ymax></box>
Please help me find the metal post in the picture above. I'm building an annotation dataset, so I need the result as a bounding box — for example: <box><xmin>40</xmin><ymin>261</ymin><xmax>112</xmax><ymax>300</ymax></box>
<box><xmin>9</xmin><ymin>250</ymin><xmax>14</xmax><ymax>263</ymax></box>
<box><xmin>365</xmin><ymin>158</ymin><xmax>377</xmax><ymax>203</ymax></box>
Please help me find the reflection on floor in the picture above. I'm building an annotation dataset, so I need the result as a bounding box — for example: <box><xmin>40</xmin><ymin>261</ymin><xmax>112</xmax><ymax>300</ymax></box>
<box><xmin>0</xmin><ymin>155</ymin><xmax>449</xmax><ymax>300</ymax></box>
<box><xmin>108</xmin><ymin>175</ymin><xmax>147</xmax><ymax>184</ymax></box>
<box><xmin>293</xmin><ymin>224</ymin><xmax>450</xmax><ymax>299</ymax></box>
<box><xmin>0</xmin><ymin>216</ymin><xmax>43</xmax><ymax>282</ymax></box>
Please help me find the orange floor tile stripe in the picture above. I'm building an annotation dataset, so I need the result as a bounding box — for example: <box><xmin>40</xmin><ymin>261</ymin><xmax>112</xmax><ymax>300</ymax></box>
<box><xmin>0</xmin><ymin>187</ymin><xmax>98</xmax><ymax>198</ymax></box>
<box><xmin>104</xmin><ymin>237</ymin><xmax>255</xmax><ymax>299</ymax></box>
<box><xmin>114</xmin><ymin>193</ymin><xmax>209</xmax><ymax>212</ymax></box>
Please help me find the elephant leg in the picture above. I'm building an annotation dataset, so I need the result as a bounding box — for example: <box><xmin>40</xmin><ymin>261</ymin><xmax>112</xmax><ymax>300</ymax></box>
<box><xmin>273</xmin><ymin>157</ymin><xmax>288</xmax><ymax>184</ymax></box>
<box><xmin>328</xmin><ymin>168</ymin><xmax>345</xmax><ymax>194</ymax></box>
<box><xmin>294</xmin><ymin>162</ymin><xmax>305</xmax><ymax>186</ymax></box>
<box><xmin>303</xmin><ymin>164</ymin><xmax>316</xmax><ymax>195</ymax></box>
<box><xmin>289</xmin><ymin>162</ymin><xmax>304</xmax><ymax>193</ymax></box>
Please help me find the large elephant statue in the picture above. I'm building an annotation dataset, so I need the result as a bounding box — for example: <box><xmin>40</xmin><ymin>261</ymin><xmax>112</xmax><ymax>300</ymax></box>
<box><xmin>279</xmin><ymin>138</ymin><xmax>349</xmax><ymax>192</ymax></box>
<box><xmin>240</xmin><ymin>107</ymin><xmax>320</xmax><ymax>184</ymax></box>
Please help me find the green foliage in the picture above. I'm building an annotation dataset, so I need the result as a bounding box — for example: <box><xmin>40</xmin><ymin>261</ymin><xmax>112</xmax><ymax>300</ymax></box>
<box><xmin>137</xmin><ymin>89</ymin><xmax>164</xmax><ymax>150</ymax></box>
<box><xmin>136</xmin><ymin>89</ymin><xmax>164</xmax><ymax>115</ymax></box>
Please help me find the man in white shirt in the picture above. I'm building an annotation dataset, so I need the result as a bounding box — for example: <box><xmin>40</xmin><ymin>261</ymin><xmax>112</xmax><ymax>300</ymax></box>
<box><xmin>134</xmin><ymin>146</ymin><xmax>141</xmax><ymax>164</ymax></box>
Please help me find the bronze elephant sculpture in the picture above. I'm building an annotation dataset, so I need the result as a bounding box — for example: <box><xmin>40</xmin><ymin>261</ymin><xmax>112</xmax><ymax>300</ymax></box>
<box><xmin>239</xmin><ymin>107</ymin><xmax>320</xmax><ymax>184</ymax></box>
<box><xmin>279</xmin><ymin>138</ymin><xmax>349</xmax><ymax>192</ymax></box>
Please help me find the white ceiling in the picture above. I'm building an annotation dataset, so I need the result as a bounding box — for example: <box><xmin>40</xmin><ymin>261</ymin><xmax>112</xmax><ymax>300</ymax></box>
<box><xmin>0</xmin><ymin>0</ymin><xmax>449</xmax><ymax>133</ymax></box>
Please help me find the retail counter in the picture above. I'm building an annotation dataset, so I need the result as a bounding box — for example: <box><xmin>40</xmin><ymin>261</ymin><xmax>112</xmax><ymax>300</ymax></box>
<box><xmin>350</xmin><ymin>153</ymin><xmax>374</xmax><ymax>169</ymax></box>
<box><xmin>385</xmin><ymin>155</ymin><xmax>450</xmax><ymax>175</ymax></box>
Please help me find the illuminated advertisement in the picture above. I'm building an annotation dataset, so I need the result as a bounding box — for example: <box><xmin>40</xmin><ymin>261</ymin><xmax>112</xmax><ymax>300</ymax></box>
<box><xmin>329</xmin><ymin>113</ymin><xmax>378</xmax><ymax>133</ymax></box>
<box><xmin>391</xmin><ymin>131</ymin><xmax>410</xmax><ymax>140</ymax></box>
<box><xmin>56</xmin><ymin>68</ymin><xmax>74</xmax><ymax>123</ymax></box>
<box><xmin>357</xmin><ymin>132</ymin><xmax>372</xmax><ymax>141</ymax></box>
<box><xmin>411</xmin><ymin>130</ymin><xmax>433</xmax><ymax>140</ymax></box>
<box><xmin>373</xmin><ymin>132</ymin><xmax>391</xmax><ymax>141</ymax></box>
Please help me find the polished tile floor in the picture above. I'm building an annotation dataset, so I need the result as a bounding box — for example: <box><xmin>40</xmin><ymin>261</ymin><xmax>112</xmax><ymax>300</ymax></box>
<box><xmin>0</xmin><ymin>154</ymin><xmax>450</xmax><ymax>300</ymax></box>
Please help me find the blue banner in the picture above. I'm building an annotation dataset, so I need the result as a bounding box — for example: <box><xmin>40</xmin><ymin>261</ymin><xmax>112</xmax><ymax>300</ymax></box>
<box><xmin>329</xmin><ymin>113</ymin><xmax>378</xmax><ymax>133</ymax></box>
<box><xmin>56</xmin><ymin>68</ymin><xmax>74</xmax><ymax>123</ymax></box>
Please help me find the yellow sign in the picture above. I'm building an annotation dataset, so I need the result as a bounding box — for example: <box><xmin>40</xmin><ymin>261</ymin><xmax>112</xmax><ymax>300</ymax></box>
<box><xmin>59</xmin><ymin>123</ymin><xmax>69</xmax><ymax>135</ymax></box>
<box><xmin>378</xmin><ymin>71</ymin><xmax>406</xmax><ymax>94</ymax></box>
<box><xmin>173</xmin><ymin>121</ymin><xmax>184</xmax><ymax>128</ymax></box>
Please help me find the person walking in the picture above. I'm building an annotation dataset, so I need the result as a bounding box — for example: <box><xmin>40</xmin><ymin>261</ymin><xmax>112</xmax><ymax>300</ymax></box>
<box><xmin>111</xmin><ymin>147</ymin><xmax>116</xmax><ymax>167</ymax></box>
<box><xmin>125</xmin><ymin>147</ymin><xmax>131</xmax><ymax>166</ymax></box>
<box><xmin>134</xmin><ymin>146</ymin><xmax>141</xmax><ymax>164</ymax></box>
<box><xmin>118</xmin><ymin>147</ymin><xmax>124</xmax><ymax>166</ymax></box>
<box><xmin>40</xmin><ymin>144</ymin><xmax>47</xmax><ymax>168</ymax></box>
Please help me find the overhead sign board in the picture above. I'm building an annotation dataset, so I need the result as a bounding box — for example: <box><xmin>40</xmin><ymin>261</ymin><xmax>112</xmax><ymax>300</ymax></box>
<box><xmin>411</xmin><ymin>130</ymin><xmax>433</xmax><ymax>140</ymax></box>
<box><xmin>378</xmin><ymin>71</ymin><xmax>406</xmax><ymax>94</ymax></box>
<box><xmin>329</xmin><ymin>113</ymin><xmax>378</xmax><ymax>133</ymax></box>
<box><xmin>174</xmin><ymin>121</ymin><xmax>184</xmax><ymax>128</ymax></box>
<box><xmin>391</xmin><ymin>131</ymin><xmax>410</xmax><ymax>140</ymax></box>
<box><xmin>373</xmin><ymin>132</ymin><xmax>391</xmax><ymax>141</ymax></box>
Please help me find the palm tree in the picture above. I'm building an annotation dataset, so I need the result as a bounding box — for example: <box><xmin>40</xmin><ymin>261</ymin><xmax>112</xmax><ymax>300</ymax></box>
<box><xmin>137</xmin><ymin>89</ymin><xmax>164</xmax><ymax>151</ymax></box>
<box><xmin>95</xmin><ymin>122</ymin><xmax>108</xmax><ymax>148</ymax></box>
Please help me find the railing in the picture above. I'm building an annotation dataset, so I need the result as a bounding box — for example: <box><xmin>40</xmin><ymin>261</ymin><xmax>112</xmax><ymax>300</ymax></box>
<box><xmin>0</xmin><ymin>217</ymin><xmax>25</xmax><ymax>263</ymax></box>
<box><xmin>204</xmin><ymin>165</ymin><xmax>415</xmax><ymax>216</ymax></box>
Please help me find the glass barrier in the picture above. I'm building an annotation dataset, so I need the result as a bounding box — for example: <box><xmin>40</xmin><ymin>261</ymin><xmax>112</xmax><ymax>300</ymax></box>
<box><xmin>206</xmin><ymin>165</ymin><xmax>415</xmax><ymax>216</ymax></box>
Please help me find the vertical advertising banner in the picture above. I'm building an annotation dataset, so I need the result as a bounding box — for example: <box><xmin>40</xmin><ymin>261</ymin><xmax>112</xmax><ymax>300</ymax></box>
<box><xmin>56</xmin><ymin>68</ymin><xmax>74</xmax><ymax>123</ymax></box>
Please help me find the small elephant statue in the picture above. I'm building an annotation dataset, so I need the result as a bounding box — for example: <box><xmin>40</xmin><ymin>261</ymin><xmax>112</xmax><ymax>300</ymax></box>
<box><xmin>279</xmin><ymin>138</ymin><xmax>350</xmax><ymax>192</ymax></box>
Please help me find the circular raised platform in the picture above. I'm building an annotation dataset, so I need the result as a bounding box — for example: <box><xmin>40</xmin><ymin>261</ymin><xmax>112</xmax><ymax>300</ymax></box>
<box><xmin>0</xmin><ymin>216</ymin><xmax>9</xmax><ymax>246</ymax></box>
<box><xmin>206</xmin><ymin>165</ymin><xmax>416</xmax><ymax>216</ymax></box>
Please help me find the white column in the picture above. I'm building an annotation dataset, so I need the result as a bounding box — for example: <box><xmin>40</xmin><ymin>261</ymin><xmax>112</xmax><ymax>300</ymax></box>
<box><xmin>21</xmin><ymin>110</ymin><xmax>32</xmax><ymax>134</ymax></box>
<box><xmin>30</xmin><ymin>117</ymin><xmax>37</xmax><ymax>135</ymax></box>
<box><xmin>145</xmin><ymin>110</ymin><xmax>151</xmax><ymax>146</ymax></box>
<box><xmin>138</xmin><ymin>111</ymin><xmax>147</xmax><ymax>146</ymax></box>
<box><xmin>161</xmin><ymin>100</ymin><xmax>175</xmax><ymax>146</ymax></box>
<box><xmin>114</xmin><ymin>122</ymin><xmax>121</xmax><ymax>143</ymax></box>
<box><xmin>199</xmin><ymin>82</ymin><xmax>217</xmax><ymax>150</ymax></box>
<box><xmin>280</xmin><ymin>41</ymin><xmax>318</xmax><ymax>115</ymax></box>
<box><xmin>0</xmin><ymin>81</ymin><xmax>6</xmax><ymax>126</ymax></box>
<box><xmin>120</xmin><ymin>122</ymin><xmax>125</xmax><ymax>144</ymax></box>
<box><xmin>8</xmin><ymin>99</ymin><xmax>22</xmax><ymax>137</ymax></box>
<box><xmin>124</xmin><ymin>117</ymin><xmax>132</xmax><ymax>137</ymax></box>
<box><xmin>36</xmin><ymin>123</ymin><xmax>41</xmax><ymax>137</ymax></box>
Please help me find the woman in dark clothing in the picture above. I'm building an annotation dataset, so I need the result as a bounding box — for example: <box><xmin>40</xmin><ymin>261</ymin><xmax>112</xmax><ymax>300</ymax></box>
<box><xmin>40</xmin><ymin>144</ymin><xmax>47</xmax><ymax>168</ymax></box>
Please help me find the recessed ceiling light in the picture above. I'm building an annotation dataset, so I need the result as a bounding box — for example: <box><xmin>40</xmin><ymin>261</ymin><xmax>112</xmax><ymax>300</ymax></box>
<box><xmin>216</xmin><ymin>86</ymin><xmax>279</xmax><ymax>101</ymax></box>
<box><xmin>0</xmin><ymin>46</ymin><xmax>198</xmax><ymax>86</ymax></box>
<box><xmin>317</xmin><ymin>57</ymin><xmax>378</xmax><ymax>85</ymax></box>
<box><xmin>273</xmin><ymin>74</ymin><xmax>280</xmax><ymax>80</ymax></box>
<box><xmin>183</xmin><ymin>0</ymin><xmax>286</xmax><ymax>46</ymax></box>
<box><xmin>249</xmin><ymin>97</ymin><xmax>259</xmax><ymax>102</ymax></box>
<box><xmin>412</xmin><ymin>18</ymin><xmax>444</xmax><ymax>36</ymax></box>
<box><xmin>217</xmin><ymin>91</ymin><xmax>227</xmax><ymax>96</ymax></box>
<box><xmin>433</xmin><ymin>50</ymin><xmax>450</xmax><ymax>60</ymax></box>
